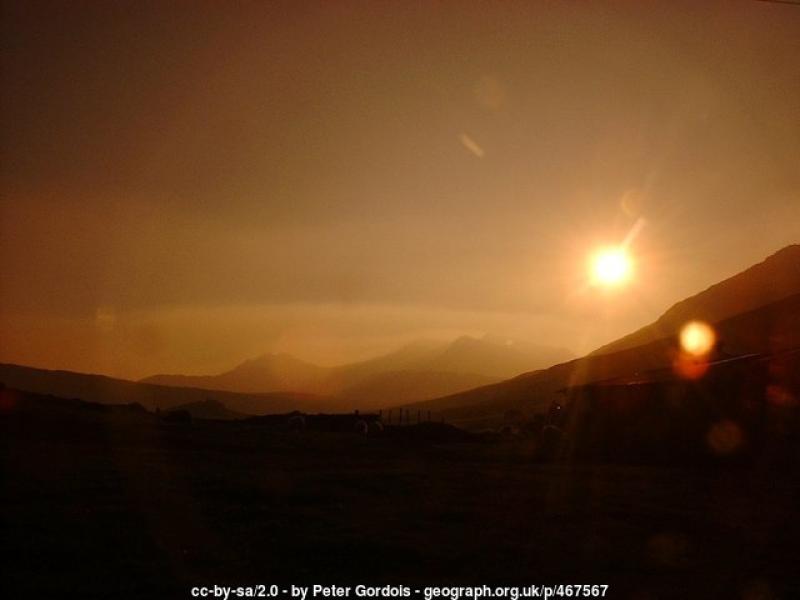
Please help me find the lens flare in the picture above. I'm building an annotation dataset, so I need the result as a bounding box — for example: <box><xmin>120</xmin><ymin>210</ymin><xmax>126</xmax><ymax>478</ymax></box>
<box><xmin>674</xmin><ymin>321</ymin><xmax>716</xmax><ymax>380</ymax></box>
<box><xmin>706</xmin><ymin>420</ymin><xmax>744</xmax><ymax>456</ymax></box>
<box><xmin>590</xmin><ymin>247</ymin><xmax>632</xmax><ymax>287</ymax></box>
<box><xmin>673</xmin><ymin>355</ymin><xmax>710</xmax><ymax>380</ymax></box>
<box><xmin>679</xmin><ymin>321</ymin><xmax>716</xmax><ymax>357</ymax></box>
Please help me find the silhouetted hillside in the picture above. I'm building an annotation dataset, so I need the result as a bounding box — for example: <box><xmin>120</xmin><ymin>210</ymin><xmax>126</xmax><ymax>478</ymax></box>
<box><xmin>421</xmin><ymin>335</ymin><xmax>572</xmax><ymax>379</ymax></box>
<box><xmin>16</xmin><ymin>332</ymin><xmax>555</xmax><ymax>414</ymax></box>
<box><xmin>142</xmin><ymin>353</ymin><xmax>328</xmax><ymax>394</ymax></box>
<box><xmin>167</xmin><ymin>399</ymin><xmax>246</xmax><ymax>420</ymax></box>
<box><xmin>0</xmin><ymin>364</ymin><xmax>335</xmax><ymax>415</ymax></box>
<box><xmin>140</xmin><ymin>335</ymin><xmax>571</xmax><ymax>405</ymax></box>
<box><xmin>320</xmin><ymin>340</ymin><xmax>446</xmax><ymax>393</ymax></box>
<box><xmin>6</xmin><ymin>247</ymin><xmax>796</xmax><ymax>422</ymax></box>
<box><xmin>0</xmin><ymin>385</ymin><xmax>153</xmax><ymax>423</ymax></box>
<box><xmin>406</xmin><ymin>246</ymin><xmax>800</xmax><ymax>429</ymax></box>
<box><xmin>593</xmin><ymin>244</ymin><xmax>800</xmax><ymax>355</ymax></box>
<box><xmin>337</xmin><ymin>369</ymin><xmax>497</xmax><ymax>406</ymax></box>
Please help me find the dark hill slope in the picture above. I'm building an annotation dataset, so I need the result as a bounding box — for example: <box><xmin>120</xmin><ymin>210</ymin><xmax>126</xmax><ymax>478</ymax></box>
<box><xmin>406</xmin><ymin>292</ymin><xmax>800</xmax><ymax>430</ymax></box>
<box><xmin>141</xmin><ymin>336</ymin><xmax>571</xmax><ymax>406</ymax></box>
<box><xmin>593</xmin><ymin>244</ymin><xmax>800</xmax><ymax>356</ymax></box>
<box><xmin>402</xmin><ymin>245</ymin><xmax>800</xmax><ymax>429</ymax></box>
<box><xmin>142</xmin><ymin>353</ymin><xmax>328</xmax><ymax>394</ymax></box>
<box><xmin>0</xmin><ymin>363</ymin><xmax>334</xmax><ymax>415</ymax></box>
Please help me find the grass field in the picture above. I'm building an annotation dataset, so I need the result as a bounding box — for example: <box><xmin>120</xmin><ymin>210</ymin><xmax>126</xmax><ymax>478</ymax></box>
<box><xmin>3</xmin><ymin>411</ymin><xmax>799</xmax><ymax>599</ymax></box>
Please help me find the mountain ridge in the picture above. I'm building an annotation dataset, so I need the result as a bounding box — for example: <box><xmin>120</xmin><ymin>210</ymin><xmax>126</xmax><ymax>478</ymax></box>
<box><xmin>141</xmin><ymin>335</ymin><xmax>573</xmax><ymax>404</ymax></box>
<box><xmin>5</xmin><ymin>245</ymin><xmax>797</xmax><ymax>424</ymax></box>
<box><xmin>592</xmin><ymin>244</ymin><xmax>800</xmax><ymax>356</ymax></box>
<box><xmin>0</xmin><ymin>362</ymin><xmax>337</xmax><ymax>416</ymax></box>
<box><xmin>401</xmin><ymin>244</ymin><xmax>800</xmax><ymax>429</ymax></box>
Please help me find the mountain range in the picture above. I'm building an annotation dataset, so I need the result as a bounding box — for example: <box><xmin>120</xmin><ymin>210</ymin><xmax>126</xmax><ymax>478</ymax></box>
<box><xmin>2</xmin><ymin>245</ymin><xmax>798</xmax><ymax>425</ymax></box>
<box><xmin>0</xmin><ymin>334</ymin><xmax>572</xmax><ymax>416</ymax></box>
<box><xmin>399</xmin><ymin>245</ymin><xmax>800</xmax><ymax>429</ymax></box>
<box><xmin>140</xmin><ymin>335</ymin><xmax>574</xmax><ymax>406</ymax></box>
<box><xmin>0</xmin><ymin>363</ymin><xmax>334</xmax><ymax>416</ymax></box>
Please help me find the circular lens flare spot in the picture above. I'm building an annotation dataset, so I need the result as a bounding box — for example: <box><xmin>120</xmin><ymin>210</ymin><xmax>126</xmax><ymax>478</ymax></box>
<box><xmin>673</xmin><ymin>354</ymin><xmax>710</xmax><ymax>380</ymax></box>
<box><xmin>590</xmin><ymin>247</ymin><xmax>632</xmax><ymax>287</ymax></box>
<box><xmin>679</xmin><ymin>321</ymin><xmax>716</xmax><ymax>357</ymax></box>
<box><xmin>706</xmin><ymin>420</ymin><xmax>744</xmax><ymax>456</ymax></box>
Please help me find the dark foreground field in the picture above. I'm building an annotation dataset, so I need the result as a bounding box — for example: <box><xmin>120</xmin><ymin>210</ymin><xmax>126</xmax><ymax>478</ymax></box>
<box><xmin>2</xmin><ymin>406</ymin><xmax>799</xmax><ymax>600</ymax></box>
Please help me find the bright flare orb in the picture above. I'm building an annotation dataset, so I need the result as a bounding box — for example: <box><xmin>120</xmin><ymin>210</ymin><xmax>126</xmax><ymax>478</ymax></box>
<box><xmin>590</xmin><ymin>247</ymin><xmax>632</xmax><ymax>287</ymax></box>
<box><xmin>679</xmin><ymin>321</ymin><xmax>716</xmax><ymax>357</ymax></box>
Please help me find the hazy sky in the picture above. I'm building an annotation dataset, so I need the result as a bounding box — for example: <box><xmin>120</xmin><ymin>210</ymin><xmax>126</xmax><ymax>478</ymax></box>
<box><xmin>1</xmin><ymin>1</ymin><xmax>798</xmax><ymax>379</ymax></box>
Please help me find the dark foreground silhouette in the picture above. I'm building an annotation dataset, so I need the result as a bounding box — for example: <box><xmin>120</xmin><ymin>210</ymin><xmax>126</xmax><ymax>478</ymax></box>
<box><xmin>2</xmin><ymin>385</ymin><xmax>800</xmax><ymax>600</ymax></box>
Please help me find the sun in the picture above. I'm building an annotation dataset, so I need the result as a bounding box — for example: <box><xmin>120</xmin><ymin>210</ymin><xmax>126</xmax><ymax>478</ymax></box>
<box><xmin>590</xmin><ymin>246</ymin><xmax>632</xmax><ymax>287</ymax></box>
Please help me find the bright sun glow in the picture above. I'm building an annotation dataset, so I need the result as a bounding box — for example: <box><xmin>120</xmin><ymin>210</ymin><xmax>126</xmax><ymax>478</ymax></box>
<box><xmin>590</xmin><ymin>247</ymin><xmax>632</xmax><ymax>287</ymax></box>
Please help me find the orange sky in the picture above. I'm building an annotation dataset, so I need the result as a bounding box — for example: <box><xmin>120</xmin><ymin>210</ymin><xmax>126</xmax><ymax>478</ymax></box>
<box><xmin>1</xmin><ymin>1</ymin><xmax>798</xmax><ymax>379</ymax></box>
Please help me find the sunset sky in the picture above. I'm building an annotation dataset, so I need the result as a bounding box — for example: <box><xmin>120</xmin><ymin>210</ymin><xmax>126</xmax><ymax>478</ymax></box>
<box><xmin>1</xmin><ymin>1</ymin><xmax>798</xmax><ymax>379</ymax></box>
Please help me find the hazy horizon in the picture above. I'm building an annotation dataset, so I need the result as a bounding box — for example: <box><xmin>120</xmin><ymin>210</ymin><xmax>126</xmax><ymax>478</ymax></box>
<box><xmin>2</xmin><ymin>1</ymin><xmax>799</xmax><ymax>379</ymax></box>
